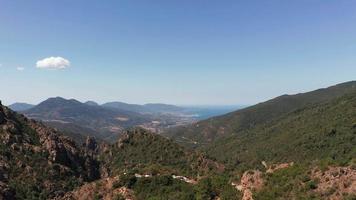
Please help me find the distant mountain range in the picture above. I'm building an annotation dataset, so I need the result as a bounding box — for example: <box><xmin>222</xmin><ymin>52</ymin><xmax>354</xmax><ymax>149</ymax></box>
<box><xmin>84</xmin><ymin>101</ymin><xmax>99</xmax><ymax>106</ymax></box>
<box><xmin>9</xmin><ymin>100</ymin><xmax>242</xmax><ymax>119</ymax></box>
<box><xmin>102</xmin><ymin>101</ymin><xmax>184</xmax><ymax>114</ymax></box>
<box><xmin>9</xmin><ymin>97</ymin><xmax>241</xmax><ymax>142</ymax></box>
<box><xmin>21</xmin><ymin>97</ymin><xmax>154</xmax><ymax>142</ymax></box>
<box><xmin>8</xmin><ymin>102</ymin><xmax>35</xmax><ymax>111</ymax></box>
<box><xmin>0</xmin><ymin>101</ymin><xmax>222</xmax><ymax>199</ymax></box>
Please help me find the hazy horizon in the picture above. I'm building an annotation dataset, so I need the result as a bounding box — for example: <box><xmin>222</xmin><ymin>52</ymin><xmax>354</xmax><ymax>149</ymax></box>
<box><xmin>5</xmin><ymin>96</ymin><xmax>248</xmax><ymax>108</ymax></box>
<box><xmin>4</xmin><ymin>79</ymin><xmax>354</xmax><ymax>107</ymax></box>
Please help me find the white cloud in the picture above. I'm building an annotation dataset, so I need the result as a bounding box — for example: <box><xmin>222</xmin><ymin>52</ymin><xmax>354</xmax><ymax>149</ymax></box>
<box><xmin>17</xmin><ymin>67</ymin><xmax>25</xmax><ymax>71</ymax></box>
<box><xmin>36</xmin><ymin>56</ymin><xmax>70</xmax><ymax>70</ymax></box>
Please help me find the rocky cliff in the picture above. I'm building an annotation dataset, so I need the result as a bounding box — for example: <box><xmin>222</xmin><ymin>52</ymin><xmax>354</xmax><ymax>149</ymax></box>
<box><xmin>0</xmin><ymin>101</ymin><xmax>101</xmax><ymax>199</ymax></box>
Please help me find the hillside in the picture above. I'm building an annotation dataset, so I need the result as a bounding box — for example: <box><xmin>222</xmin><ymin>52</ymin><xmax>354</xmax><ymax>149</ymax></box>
<box><xmin>100</xmin><ymin>128</ymin><xmax>224</xmax><ymax>177</ymax></box>
<box><xmin>22</xmin><ymin>97</ymin><xmax>216</xmax><ymax>143</ymax></box>
<box><xmin>23</xmin><ymin>97</ymin><xmax>151</xmax><ymax>142</ymax></box>
<box><xmin>102</xmin><ymin>102</ymin><xmax>184</xmax><ymax>114</ymax></box>
<box><xmin>8</xmin><ymin>103</ymin><xmax>35</xmax><ymax>111</ymax></box>
<box><xmin>166</xmin><ymin>81</ymin><xmax>356</xmax><ymax>147</ymax></box>
<box><xmin>205</xmin><ymin>91</ymin><xmax>356</xmax><ymax>168</ymax></box>
<box><xmin>95</xmin><ymin>128</ymin><xmax>242</xmax><ymax>200</ymax></box>
<box><xmin>102</xmin><ymin>102</ymin><xmax>240</xmax><ymax>120</ymax></box>
<box><xmin>1</xmin><ymin>83</ymin><xmax>355</xmax><ymax>199</ymax></box>
<box><xmin>0</xmin><ymin>102</ymin><xmax>240</xmax><ymax>199</ymax></box>
<box><xmin>199</xmin><ymin>88</ymin><xmax>356</xmax><ymax>199</ymax></box>
<box><xmin>0</xmin><ymin>101</ymin><xmax>100</xmax><ymax>199</ymax></box>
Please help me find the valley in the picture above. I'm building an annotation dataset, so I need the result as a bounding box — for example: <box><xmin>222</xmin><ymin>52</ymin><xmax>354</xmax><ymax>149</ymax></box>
<box><xmin>0</xmin><ymin>81</ymin><xmax>355</xmax><ymax>199</ymax></box>
<box><xmin>9</xmin><ymin>97</ymin><xmax>239</xmax><ymax>144</ymax></box>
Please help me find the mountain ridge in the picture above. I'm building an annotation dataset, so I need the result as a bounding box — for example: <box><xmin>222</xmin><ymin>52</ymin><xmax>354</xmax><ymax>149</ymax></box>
<box><xmin>8</xmin><ymin>103</ymin><xmax>35</xmax><ymax>112</ymax></box>
<box><xmin>23</xmin><ymin>97</ymin><xmax>151</xmax><ymax>142</ymax></box>
<box><xmin>0</xmin><ymin>101</ymin><xmax>101</xmax><ymax>199</ymax></box>
<box><xmin>1</xmin><ymin>81</ymin><xmax>355</xmax><ymax>199</ymax></box>
<box><xmin>165</xmin><ymin>81</ymin><xmax>356</xmax><ymax>146</ymax></box>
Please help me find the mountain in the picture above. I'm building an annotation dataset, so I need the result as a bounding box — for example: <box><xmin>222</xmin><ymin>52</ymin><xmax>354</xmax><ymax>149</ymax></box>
<box><xmin>101</xmin><ymin>128</ymin><xmax>224</xmax><ymax>177</ymax></box>
<box><xmin>203</xmin><ymin>88</ymin><xmax>356</xmax><ymax>200</ymax></box>
<box><xmin>90</xmin><ymin>128</ymin><xmax>237</xmax><ymax>200</ymax></box>
<box><xmin>10</xmin><ymin>99</ymin><xmax>239</xmax><ymax>144</ymax></box>
<box><xmin>166</xmin><ymin>81</ymin><xmax>356</xmax><ymax>147</ymax></box>
<box><xmin>1</xmin><ymin>81</ymin><xmax>355</xmax><ymax>200</ymax></box>
<box><xmin>0</xmin><ymin>102</ymin><xmax>238</xmax><ymax>199</ymax></box>
<box><xmin>84</xmin><ymin>101</ymin><xmax>99</xmax><ymax>106</ymax></box>
<box><xmin>103</xmin><ymin>102</ymin><xmax>242</xmax><ymax>121</ymax></box>
<box><xmin>143</xmin><ymin>103</ymin><xmax>184</xmax><ymax>113</ymax></box>
<box><xmin>8</xmin><ymin>103</ymin><xmax>35</xmax><ymax>111</ymax></box>
<box><xmin>181</xmin><ymin>105</ymin><xmax>246</xmax><ymax>120</ymax></box>
<box><xmin>23</xmin><ymin>97</ymin><xmax>152</xmax><ymax>142</ymax></box>
<box><xmin>206</xmin><ymin>90</ymin><xmax>356</xmax><ymax>167</ymax></box>
<box><xmin>102</xmin><ymin>102</ymin><xmax>150</xmax><ymax>113</ymax></box>
<box><xmin>102</xmin><ymin>102</ymin><xmax>185</xmax><ymax>114</ymax></box>
<box><xmin>23</xmin><ymin>97</ymin><xmax>222</xmax><ymax>143</ymax></box>
<box><xmin>0</xmin><ymin>101</ymin><xmax>100</xmax><ymax>199</ymax></box>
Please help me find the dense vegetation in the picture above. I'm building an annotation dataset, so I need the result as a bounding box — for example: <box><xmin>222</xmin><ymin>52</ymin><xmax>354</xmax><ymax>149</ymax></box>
<box><xmin>97</xmin><ymin>128</ymin><xmax>244</xmax><ymax>199</ymax></box>
<box><xmin>205</xmin><ymin>92</ymin><xmax>356</xmax><ymax>169</ymax></box>
<box><xmin>115</xmin><ymin>173</ymin><xmax>240</xmax><ymax>200</ymax></box>
<box><xmin>100</xmin><ymin>128</ymin><xmax>223</xmax><ymax>177</ymax></box>
<box><xmin>1</xmin><ymin>81</ymin><xmax>355</xmax><ymax>199</ymax></box>
<box><xmin>166</xmin><ymin>81</ymin><xmax>356</xmax><ymax>147</ymax></box>
<box><xmin>254</xmin><ymin>164</ymin><xmax>320</xmax><ymax>200</ymax></box>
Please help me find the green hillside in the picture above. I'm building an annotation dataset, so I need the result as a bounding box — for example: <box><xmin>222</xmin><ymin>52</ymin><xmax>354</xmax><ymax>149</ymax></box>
<box><xmin>1</xmin><ymin>81</ymin><xmax>355</xmax><ymax>200</ymax></box>
<box><xmin>0</xmin><ymin>103</ymin><xmax>238</xmax><ymax>200</ymax></box>
<box><xmin>199</xmin><ymin>90</ymin><xmax>356</xmax><ymax>200</ymax></box>
<box><xmin>100</xmin><ymin>128</ymin><xmax>224</xmax><ymax>177</ymax></box>
<box><xmin>97</xmin><ymin>128</ymin><xmax>244</xmax><ymax>200</ymax></box>
<box><xmin>205</xmin><ymin>91</ymin><xmax>356</xmax><ymax>169</ymax></box>
<box><xmin>166</xmin><ymin>81</ymin><xmax>356</xmax><ymax>147</ymax></box>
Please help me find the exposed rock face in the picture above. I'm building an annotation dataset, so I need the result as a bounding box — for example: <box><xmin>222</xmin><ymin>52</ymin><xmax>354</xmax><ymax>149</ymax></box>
<box><xmin>312</xmin><ymin>166</ymin><xmax>356</xmax><ymax>199</ymax></box>
<box><xmin>40</xmin><ymin>129</ymin><xmax>78</xmax><ymax>166</ymax></box>
<box><xmin>58</xmin><ymin>176</ymin><xmax>136</xmax><ymax>200</ymax></box>
<box><xmin>27</xmin><ymin>119</ymin><xmax>102</xmax><ymax>181</ymax></box>
<box><xmin>0</xmin><ymin>104</ymin><xmax>101</xmax><ymax>198</ymax></box>
<box><xmin>232</xmin><ymin>170</ymin><xmax>263</xmax><ymax>200</ymax></box>
<box><xmin>265</xmin><ymin>162</ymin><xmax>294</xmax><ymax>174</ymax></box>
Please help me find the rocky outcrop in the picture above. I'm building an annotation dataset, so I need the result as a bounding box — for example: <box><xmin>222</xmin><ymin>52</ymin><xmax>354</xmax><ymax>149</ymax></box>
<box><xmin>263</xmin><ymin>161</ymin><xmax>294</xmax><ymax>173</ymax></box>
<box><xmin>28</xmin><ymin>121</ymin><xmax>79</xmax><ymax>166</ymax></box>
<box><xmin>0</xmin><ymin>104</ymin><xmax>102</xmax><ymax>198</ymax></box>
<box><xmin>58</xmin><ymin>176</ymin><xmax>136</xmax><ymax>200</ymax></box>
<box><xmin>24</xmin><ymin>115</ymin><xmax>101</xmax><ymax>181</ymax></box>
<box><xmin>312</xmin><ymin>166</ymin><xmax>356</xmax><ymax>199</ymax></box>
<box><xmin>232</xmin><ymin>170</ymin><xmax>263</xmax><ymax>200</ymax></box>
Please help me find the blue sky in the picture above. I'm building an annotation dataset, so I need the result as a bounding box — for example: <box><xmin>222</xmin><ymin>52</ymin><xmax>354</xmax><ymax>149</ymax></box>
<box><xmin>1</xmin><ymin>0</ymin><xmax>356</xmax><ymax>105</ymax></box>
